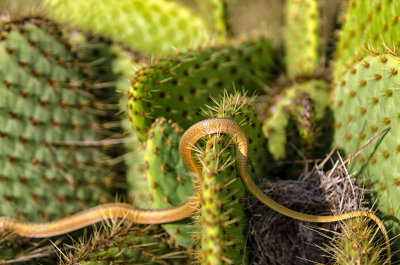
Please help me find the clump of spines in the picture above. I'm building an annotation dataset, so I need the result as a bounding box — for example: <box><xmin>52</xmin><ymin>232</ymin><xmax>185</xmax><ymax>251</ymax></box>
<box><xmin>0</xmin><ymin>17</ymin><xmax>117</xmax><ymax>222</ymax></box>
<box><xmin>322</xmin><ymin>216</ymin><xmax>389</xmax><ymax>265</ymax></box>
<box><xmin>143</xmin><ymin>117</ymin><xmax>195</xmax><ymax>247</ymax></box>
<box><xmin>128</xmin><ymin>37</ymin><xmax>276</xmax><ymax>141</ymax></box>
<box><xmin>59</xmin><ymin>222</ymin><xmax>189</xmax><ymax>265</ymax></box>
<box><xmin>284</xmin><ymin>0</ymin><xmax>320</xmax><ymax>78</ymax></box>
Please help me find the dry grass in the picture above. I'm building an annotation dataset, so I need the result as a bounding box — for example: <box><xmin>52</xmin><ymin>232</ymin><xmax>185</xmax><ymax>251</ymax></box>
<box><xmin>247</xmin><ymin>153</ymin><xmax>371</xmax><ymax>265</ymax></box>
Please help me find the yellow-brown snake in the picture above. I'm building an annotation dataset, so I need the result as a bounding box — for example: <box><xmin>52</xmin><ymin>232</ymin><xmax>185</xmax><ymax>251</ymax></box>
<box><xmin>0</xmin><ymin>118</ymin><xmax>391</xmax><ymax>262</ymax></box>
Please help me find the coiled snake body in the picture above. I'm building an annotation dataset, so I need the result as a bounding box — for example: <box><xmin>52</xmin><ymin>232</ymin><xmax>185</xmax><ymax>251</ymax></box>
<box><xmin>0</xmin><ymin>118</ymin><xmax>391</xmax><ymax>261</ymax></box>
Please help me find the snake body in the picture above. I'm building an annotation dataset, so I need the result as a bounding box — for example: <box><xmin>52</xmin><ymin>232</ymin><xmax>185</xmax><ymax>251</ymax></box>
<box><xmin>0</xmin><ymin>118</ymin><xmax>391</xmax><ymax>261</ymax></box>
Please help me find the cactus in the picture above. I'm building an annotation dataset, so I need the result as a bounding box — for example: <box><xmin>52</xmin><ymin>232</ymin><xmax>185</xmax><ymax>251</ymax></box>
<box><xmin>197</xmin><ymin>0</ymin><xmax>229</xmax><ymax>41</ymax></box>
<box><xmin>262</xmin><ymin>79</ymin><xmax>330</xmax><ymax>160</ymax></box>
<box><xmin>284</xmin><ymin>0</ymin><xmax>320</xmax><ymax>78</ymax></box>
<box><xmin>334</xmin><ymin>0</ymin><xmax>400</xmax><ymax>79</ymax></box>
<box><xmin>128</xmin><ymin>37</ymin><xmax>276</xmax><ymax>141</ymax></box>
<box><xmin>44</xmin><ymin>0</ymin><xmax>209</xmax><ymax>55</ymax></box>
<box><xmin>0</xmin><ymin>16</ymin><xmax>120</xmax><ymax>222</ymax></box>
<box><xmin>60</xmin><ymin>223</ymin><xmax>189</xmax><ymax>265</ymax></box>
<box><xmin>144</xmin><ymin>118</ymin><xmax>194</xmax><ymax>247</ymax></box>
<box><xmin>323</xmin><ymin>216</ymin><xmax>389</xmax><ymax>265</ymax></box>
<box><xmin>192</xmin><ymin>92</ymin><xmax>269</xmax><ymax>264</ymax></box>
<box><xmin>332</xmin><ymin>52</ymin><xmax>400</xmax><ymax>235</ymax></box>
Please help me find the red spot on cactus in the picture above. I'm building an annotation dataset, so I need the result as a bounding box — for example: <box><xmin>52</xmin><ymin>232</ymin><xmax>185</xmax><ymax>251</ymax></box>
<box><xmin>375</xmin><ymin>74</ymin><xmax>382</xmax><ymax>80</ymax></box>
<box><xmin>370</xmin><ymin>157</ymin><xmax>377</xmax><ymax>164</ymax></box>
<box><xmin>360</xmin><ymin>80</ymin><xmax>367</xmax><ymax>86</ymax></box>
<box><xmin>384</xmin><ymin>118</ymin><xmax>391</xmax><ymax>125</ymax></box>
<box><xmin>359</xmin><ymin>133</ymin><xmax>366</xmax><ymax>139</ymax></box>
<box><xmin>395</xmin><ymin>179</ymin><xmax>400</xmax><ymax>186</ymax></box>
<box><xmin>335</xmin><ymin>122</ymin><xmax>342</xmax><ymax>128</ymax></box>
<box><xmin>345</xmin><ymin>134</ymin><xmax>352</xmax><ymax>140</ymax></box>
<box><xmin>350</xmin><ymin>91</ymin><xmax>356</xmax><ymax>97</ymax></box>
<box><xmin>358</xmin><ymin>156</ymin><xmax>364</xmax><ymax>162</ymax></box>
<box><xmin>372</xmin><ymin>97</ymin><xmax>379</xmax><ymax>104</ymax></box>
<box><xmin>383</xmin><ymin>151</ymin><xmax>389</xmax><ymax>159</ymax></box>
<box><xmin>388</xmin><ymin>210</ymin><xmax>394</xmax><ymax>216</ymax></box>
<box><xmin>371</xmin><ymin>126</ymin><xmax>378</xmax><ymax>132</ymax></box>
<box><xmin>337</xmin><ymin>100</ymin><xmax>343</xmax><ymax>106</ymax></box>
<box><xmin>360</xmin><ymin>108</ymin><xmax>366</xmax><ymax>114</ymax></box>
<box><xmin>380</xmin><ymin>184</ymin><xmax>386</xmax><ymax>190</ymax></box>
<box><xmin>392</xmin><ymin>69</ymin><xmax>398</xmax><ymax>75</ymax></box>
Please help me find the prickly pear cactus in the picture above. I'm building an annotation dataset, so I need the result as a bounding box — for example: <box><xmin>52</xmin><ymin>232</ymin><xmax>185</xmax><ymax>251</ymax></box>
<box><xmin>60</xmin><ymin>224</ymin><xmax>189</xmax><ymax>265</ymax></box>
<box><xmin>144</xmin><ymin>118</ymin><xmax>194</xmax><ymax>247</ymax></box>
<box><xmin>334</xmin><ymin>0</ymin><xmax>400</xmax><ymax>79</ymax></box>
<box><xmin>262</xmin><ymin>79</ymin><xmax>330</xmax><ymax>160</ymax></box>
<box><xmin>332</xmin><ymin>52</ymin><xmax>400</xmax><ymax>234</ymax></box>
<box><xmin>325</xmin><ymin>217</ymin><xmax>389</xmax><ymax>265</ymax></box>
<box><xmin>193</xmin><ymin>92</ymin><xmax>270</xmax><ymax>264</ymax></box>
<box><xmin>44</xmin><ymin>0</ymin><xmax>209</xmax><ymax>55</ymax></box>
<box><xmin>128</xmin><ymin>37</ymin><xmax>276</xmax><ymax>141</ymax></box>
<box><xmin>284</xmin><ymin>0</ymin><xmax>319</xmax><ymax>78</ymax></box>
<box><xmin>197</xmin><ymin>0</ymin><xmax>229</xmax><ymax>41</ymax></box>
<box><xmin>0</xmin><ymin>17</ymin><xmax>117</xmax><ymax>221</ymax></box>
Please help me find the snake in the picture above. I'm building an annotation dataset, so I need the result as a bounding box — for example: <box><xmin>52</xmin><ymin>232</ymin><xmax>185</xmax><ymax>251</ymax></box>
<box><xmin>0</xmin><ymin>118</ymin><xmax>391</xmax><ymax>261</ymax></box>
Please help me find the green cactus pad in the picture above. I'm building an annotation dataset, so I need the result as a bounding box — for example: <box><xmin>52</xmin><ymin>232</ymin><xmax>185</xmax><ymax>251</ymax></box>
<box><xmin>197</xmin><ymin>0</ymin><xmax>229</xmax><ymax>41</ymax></box>
<box><xmin>262</xmin><ymin>79</ymin><xmax>330</xmax><ymax>160</ymax></box>
<box><xmin>143</xmin><ymin>118</ymin><xmax>194</xmax><ymax>247</ymax></box>
<box><xmin>0</xmin><ymin>17</ymin><xmax>114</xmax><ymax>221</ymax></box>
<box><xmin>332</xmin><ymin>52</ymin><xmax>400</xmax><ymax>234</ymax></box>
<box><xmin>334</xmin><ymin>0</ymin><xmax>400</xmax><ymax>78</ymax></box>
<box><xmin>129</xmin><ymin>37</ymin><xmax>276</xmax><ymax>141</ymax></box>
<box><xmin>44</xmin><ymin>0</ymin><xmax>209</xmax><ymax>55</ymax></box>
<box><xmin>284</xmin><ymin>0</ymin><xmax>320</xmax><ymax>78</ymax></box>
<box><xmin>193</xmin><ymin>92</ymin><xmax>270</xmax><ymax>264</ymax></box>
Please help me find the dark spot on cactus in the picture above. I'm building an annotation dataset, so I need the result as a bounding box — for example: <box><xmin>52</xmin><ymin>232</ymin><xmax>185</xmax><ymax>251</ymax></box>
<box><xmin>381</xmin><ymin>56</ymin><xmax>388</xmax><ymax>63</ymax></box>
<box><xmin>372</xmin><ymin>97</ymin><xmax>379</xmax><ymax>104</ymax></box>
<box><xmin>385</xmin><ymin>90</ymin><xmax>393</xmax><ymax>97</ymax></box>
<box><xmin>363</xmin><ymin>62</ymin><xmax>370</xmax><ymax>68</ymax></box>
<box><xmin>350</xmin><ymin>68</ymin><xmax>357</xmax><ymax>74</ymax></box>
<box><xmin>360</xmin><ymin>80</ymin><xmax>367</xmax><ymax>86</ymax></box>
<box><xmin>201</xmin><ymin>78</ymin><xmax>208</xmax><ymax>85</ymax></box>
<box><xmin>9</xmin><ymin>112</ymin><xmax>17</xmax><ymax>119</ymax></box>
<box><xmin>5</xmin><ymin>47</ymin><xmax>13</xmax><ymax>54</ymax></box>
<box><xmin>230</xmin><ymin>67</ymin><xmax>238</xmax><ymax>74</ymax></box>
<box><xmin>383</xmin><ymin>151</ymin><xmax>390</xmax><ymax>159</ymax></box>
<box><xmin>375</xmin><ymin>74</ymin><xmax>382</xmax><ymax>80</ymax></box>
<box><xmin>238</xmin><ymin>78</ymin><xmax>244</xmax><ymax>85</ymax></box>
<box><xmin>384</xmin><ymin>118</ymin><xmax>391</xmax><ymax>125</ymax></box>
<box><xmin>392</xmin><ymin>69</ymin><xmax>398</xmax><ymax>75</ymax></box>
<box><xmin>190</xmin><ymin>88</ymin><xmax>196</xmax><ymax>94</ymax></box>
<box><xmin>395</xmin><ymin>179</ymin><xmax>400</xmax><ymax>185</ymax></box>
<box><xmin>216</xmin><ymin>81</ymin><xmax>224</xmax><ymax>88</ymax></box>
